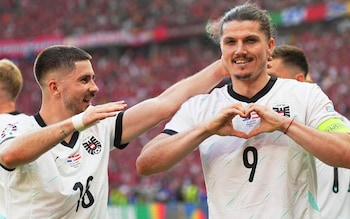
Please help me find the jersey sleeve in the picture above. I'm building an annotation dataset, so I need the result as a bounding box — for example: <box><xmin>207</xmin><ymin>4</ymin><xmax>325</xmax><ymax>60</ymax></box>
<box><xmin>305</xmin><ymin>84</ymin><xmax>340</xmax><ymax>129</ymax></box>
<box><xmin>164</xmin><ymin>96</ymin><xmax>199</xmax><ymax>134</ymax></box>
<box><xmin>113</xmin><ymin>111</ymin><xmax>128</xmax><ymax>149</ymax></box>
<box><xmin>0</xmin><ymin>115</ymin><xmax>33</xmax><ymax>145</ymax></box>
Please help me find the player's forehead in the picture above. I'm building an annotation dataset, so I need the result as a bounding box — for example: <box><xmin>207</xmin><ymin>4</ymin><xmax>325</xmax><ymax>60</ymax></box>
<box><xmin>268</xmin><ymin>58</ymin><xmax>289</xmax><ymax>78</ymax></box>
<box><xmin>221</xmin><ymin>20</ymin><xmax>267</xmax><ymax>41</ymax></box>
<box><xmin>70</xmin><ymin>60</ymin><xmax>95</xmax><ymax>78</ymax></box>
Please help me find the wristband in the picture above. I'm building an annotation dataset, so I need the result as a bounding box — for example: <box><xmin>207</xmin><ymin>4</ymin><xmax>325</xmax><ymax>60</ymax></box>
<box><xmin>71</xmin><ymin>112</ymin><xmax>86</xmax><ymax>131</ymax></box>
<box><xmin>284</xmin><ymin>118</ymin><xmax>294</xmax><ymax>134</ymax></box>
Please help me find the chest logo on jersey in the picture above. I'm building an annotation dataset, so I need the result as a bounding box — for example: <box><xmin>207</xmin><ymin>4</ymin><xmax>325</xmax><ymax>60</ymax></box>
<box><xmin>66</xmin><ymin>153</ymin><xmax>82</xmax><ymax>168</ymax></box>
<box><xmin>242</xmin><ymin>111</ymin><xmax>260</xmax><ymax>128</ymax></box>
<box><xmin>82</xmin><ymin>136</ymin><xmax>102</xmax><ymax>155</ymax></box>
<box><xmin>272</xmin><ymin>104</ymin><xmax>291</xmax><ymax>117</ymax></box>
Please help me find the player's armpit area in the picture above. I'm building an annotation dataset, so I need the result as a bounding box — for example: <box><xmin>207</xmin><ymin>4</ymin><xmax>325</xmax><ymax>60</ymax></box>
<box><xmin>317</xmin><ymin>117</ymin><xmax>350</xmax><ymax>133</ymax></box>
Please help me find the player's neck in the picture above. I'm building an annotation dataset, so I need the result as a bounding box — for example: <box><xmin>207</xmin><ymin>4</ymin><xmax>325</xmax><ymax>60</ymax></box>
<box><xmin>231</xmin><ymin>74</ymin><xmax>271</xmax><ymax>98</ymax></box>
<box><xmin>0</xmin><ymin>102</ymin><xmax>16</xmax><ymax>114</ymax></box>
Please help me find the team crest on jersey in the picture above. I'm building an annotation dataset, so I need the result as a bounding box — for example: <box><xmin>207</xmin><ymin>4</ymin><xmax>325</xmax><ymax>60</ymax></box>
<box><xmin>272</xmin><ymin>104</ymin><xmax>291</xmax><ymax>117</ymax></box>
<box><xmin>82</xmin><ymin>136</ymin><xmax>102</xmax><ymax>155</ymax></box>
<box><xmin>1</xmin><ymin>123</ymin><xmax>18</xmax><ymax>140</ymax></box>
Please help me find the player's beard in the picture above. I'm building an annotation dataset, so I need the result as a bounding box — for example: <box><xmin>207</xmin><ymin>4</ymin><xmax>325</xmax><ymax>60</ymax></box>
<box><xmin>233</xmin><ymin>73</ymin><xmax>252</xmax><ymax>81</ymax></box>
<box><xmin>233</xmin><ymin>60</ymin><xmax>267</xmax><ymax>81</ymax></box>
<box><xmin>63</xmin><ymin>95</ymin><xmax>91</xmax><ymax>115</ymax></box>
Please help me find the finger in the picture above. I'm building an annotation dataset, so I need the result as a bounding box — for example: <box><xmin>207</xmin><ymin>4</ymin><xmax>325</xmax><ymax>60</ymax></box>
<box><xmin>232</xmin><ymin>130</ymin><xmax>249</xmax><ymax>139</ymax></box>
<box><xmin>247</xmin><ymin>127</ymin><xmax>263</xmax><ymax>138</ymax></box>
<box><xmin>95</xmin><ymin>102</ymin><xmax>128</xmax><ymax>112</ymax></box>
<box><xmin>227</xmin><ymin>104</ymin><xmax>246</xmax><ymax>117</ymax></box>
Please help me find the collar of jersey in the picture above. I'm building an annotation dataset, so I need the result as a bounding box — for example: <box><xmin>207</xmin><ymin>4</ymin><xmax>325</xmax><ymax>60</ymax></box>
<box><xmin>227</xmin><ymin>76</ymin><xmax>277</xmax><ymax>103</ymax></box>
<box><xmin>33</xmin><ymin>113</ymin><xmax>79</xmax><ymax>148</ymax></box>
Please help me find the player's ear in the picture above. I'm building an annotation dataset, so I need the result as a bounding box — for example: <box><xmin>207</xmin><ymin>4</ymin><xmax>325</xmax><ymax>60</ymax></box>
<box><xmin>295</xmin><ymin>73</ymin><xmax>305</xmax><ymax>82</ymax></box>
<box><xmin>267</xmin><ymin>38</ymin><xmax>275</xmax><ymax>57</ymax></box>
<box><xmin>48</xmin><ymin>80</ymin><xmax>60</xmax><ymax>96</ymax></box>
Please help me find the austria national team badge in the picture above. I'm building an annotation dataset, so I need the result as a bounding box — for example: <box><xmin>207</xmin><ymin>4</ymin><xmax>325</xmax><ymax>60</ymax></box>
<box><xmin>272</xmin><ymin>103</ymin><xmax>291</xmax><ymax>117</ymax></box>
<box><xmin>82</xmin><ymin>135</ymin><xmax>102</xmax><ymax>155</ymax></box>
<box><xmin>0</xmin><ymin>123</ymin><xmax>19</xmax><ymax>142</ymax></box>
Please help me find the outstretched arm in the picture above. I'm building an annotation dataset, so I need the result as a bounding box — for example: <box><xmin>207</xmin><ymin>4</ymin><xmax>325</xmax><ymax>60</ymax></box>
<box><xmin>136</xmin><ymin>103</ymin><xmax>248</xmax><ymax>175</ymax></box>
<box><xmin>121</xmin><ymin>60</ymin><xmax>228</xmax><ymax>145</ymax></box>
<box><xmin>0</xmin><ymin>101</ymin><xmax>127</xmax><ymax>169</ymax></box>
<box><xmin>245</xmin><ymin>103</ymin><xmax>350</xmax><ymax>168</ymax></box>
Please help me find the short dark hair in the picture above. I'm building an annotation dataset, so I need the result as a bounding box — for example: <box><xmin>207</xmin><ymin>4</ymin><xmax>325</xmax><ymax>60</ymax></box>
<box><xmin>272</xmin><ymin>45</ymin><xmax>309</xmax><ymax>77</ymax></box>
<box><xmin>34</xmin><ymin>45</ymin><xmax>92</xmax><ymax>85</ymax></box>
<box><xmin>206</xmin><ymin>3</ymin><xmax>276</xmax><ymax>44</ymax></box>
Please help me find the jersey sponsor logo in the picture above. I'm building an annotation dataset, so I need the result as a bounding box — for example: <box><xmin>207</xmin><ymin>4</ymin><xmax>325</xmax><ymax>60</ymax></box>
<box><xmin>242</xmin><ymin>112</ymin><xmax>260</xmax><ymax>121</ymax></box>
<box><xmin>82</xmin><ymin>136</ymin><xmax>102</xmax><ymax>155</ymax></box>
<box><xmin>67</xmin><ymin>153</ymin><xmax>81</xmax><ymax>162</ymax></box>
<box><xmin>241</xmin><ymin>111</ymin><xmax>260</xmax><ymax>131</ymax></box>
<box><xmin>67</xmin><ymin>153</ymin><xmax>82</xmax><ymax>168</ymax></box>
<box><xmin>272</xmin><ymin>104</ymin><xmax>291</xmax><ymax>117</ymax></box>
<box><xmin>1</xmin><ymin>123</ymin><xmax>18</xmax><ymax>139</ymax></box>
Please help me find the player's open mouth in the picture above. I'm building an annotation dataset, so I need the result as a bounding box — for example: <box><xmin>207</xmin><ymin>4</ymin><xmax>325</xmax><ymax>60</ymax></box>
<box><xmin>233</xmin><ymin>58</ymin><xmax>251</xmax><ymax>64</ymax></box>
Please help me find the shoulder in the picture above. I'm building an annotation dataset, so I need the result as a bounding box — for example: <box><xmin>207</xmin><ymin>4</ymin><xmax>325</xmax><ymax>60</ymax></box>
<box><xmin>274</xmin><ymin>78</ymin><xmax>324</xmax><ymax>96</ymax></box>
<box><xmin>0</xmin><ymin>113</ymin><xmax>32</xmax><ymax>129</ymax></box>
<box><xmin>185</xmin><ymin>85</ymin><xmax>228</xmax><ymax>105</ymax></box>
<box><xmin>276</xmin><ymin>78</ymin><xmax>317</xmax><ymax>87</ymax></box>
<box><xmin>0</xmin><ymin>114</ymin><xmax>35</xmax><ymax>144</ymax></box>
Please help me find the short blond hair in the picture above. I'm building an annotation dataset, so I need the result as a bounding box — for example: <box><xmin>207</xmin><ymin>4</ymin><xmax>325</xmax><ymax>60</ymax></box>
<box><xmin>0</xmin><ymin>58</ymin><xmax>23</xmax><ymax>101</ymax></box>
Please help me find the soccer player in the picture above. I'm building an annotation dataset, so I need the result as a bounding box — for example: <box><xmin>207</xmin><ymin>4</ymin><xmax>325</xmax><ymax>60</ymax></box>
<box><xmin>0</xmin><ymin>45</ymin><xmax>227</xmax><ymax>218</ymax></box>
<box><xmin>136</xmin><ymin>3</ymin><xmax>350</xmax><ymax>218</ymax></box>
<box><xmin>0</xmin><ymin>58</ymin><xmax>28</xmax><ymax>219</ymax></box>
<box><xmin>268</xmin><ymin>44</ymin><xmax>350</xmax><ymax>219</ymax></box>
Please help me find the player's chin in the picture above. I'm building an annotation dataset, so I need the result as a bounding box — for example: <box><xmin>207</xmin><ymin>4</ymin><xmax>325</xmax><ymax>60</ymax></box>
<box><xmin>82</xmin><ymin>101</ymin><xmax>91</xmax><ymax>111</ymax></box>
<box><xmin>233</xmin><ymin>73</ymin><xmax>252</xmax><ymax>81</ymax></box>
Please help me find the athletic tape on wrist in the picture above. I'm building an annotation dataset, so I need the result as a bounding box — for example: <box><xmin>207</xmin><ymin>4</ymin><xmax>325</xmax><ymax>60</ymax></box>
<box><xmin>71</xmin><ymin>112</ymin><xmax>86</xmax><ymax>131</ymax></box>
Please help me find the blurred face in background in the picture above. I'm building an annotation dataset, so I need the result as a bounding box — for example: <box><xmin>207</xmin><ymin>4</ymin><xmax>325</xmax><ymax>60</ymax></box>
<box><xmin>268</xmin><ymin>58</ymin><xmax>306</xmax><ymax>82</ymax></box>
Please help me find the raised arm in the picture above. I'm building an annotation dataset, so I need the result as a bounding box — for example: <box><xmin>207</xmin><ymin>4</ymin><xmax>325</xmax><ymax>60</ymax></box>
<box><xmin>136</xmin><ymin>103</ymin><xmax>248</xmax><ymax>175</ymax></box>
<box><xmin>121</xmin><ymin>60</ymin><xmax>228</xmax><ymax>145</ymax></box>
<box><xmin>0</xmin><ymin>101</ymin><xmax>127</xmax><ymax>169</ymax></box>
<box><xmin>245</xmin><ymin>103</ymin><xmax>350</xmax><ymax>168</ymax></box>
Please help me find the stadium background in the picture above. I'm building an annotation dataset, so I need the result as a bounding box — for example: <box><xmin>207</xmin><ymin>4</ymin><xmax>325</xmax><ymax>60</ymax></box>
<box><xmin>1</xmin><ymin>0</ymin><xmax>350</xmax><ymax>218</ymax></box>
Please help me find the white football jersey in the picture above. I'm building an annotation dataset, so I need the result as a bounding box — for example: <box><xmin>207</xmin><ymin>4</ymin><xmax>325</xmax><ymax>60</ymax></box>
<box><xmin>0</xmin><ymin>112</ymin><xmax>125</xmax><ymax>219</ymax></box>
<box><xmin>164</xmin><ymin>77</ymin><xmax>340</xmax><ymax>219</ymax></box>
<box><xmin>316</xmin><ymin>114</ymin><xmax>350</xmax><ymax>219</ymax></box>
<box><xmin>0</xmin><ymin>112</ymin><xmax>30</xmax><ymax>219</ymax></box>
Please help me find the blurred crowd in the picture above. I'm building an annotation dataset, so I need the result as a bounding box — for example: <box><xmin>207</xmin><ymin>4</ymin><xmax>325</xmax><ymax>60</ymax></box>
<box><xmin>2</xmin><ymin>0</ymin><xmax>347</xmax><ymax>39</ymax></box>
<box><xmin>2</xmin><ymin>0</ymin><xmax>350</xmax><ymax>205</ymax></box>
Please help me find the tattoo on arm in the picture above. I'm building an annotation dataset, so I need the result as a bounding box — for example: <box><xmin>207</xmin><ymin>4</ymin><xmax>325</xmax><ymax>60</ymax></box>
<box><xmin>60</xmin><ymin>129</ymin><xmax>67</xmax><ymax>136</ymax></box>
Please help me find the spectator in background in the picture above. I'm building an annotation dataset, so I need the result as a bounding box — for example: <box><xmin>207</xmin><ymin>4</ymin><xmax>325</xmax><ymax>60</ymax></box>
<box><xmin>136</xmin><ymin>3</ymin><xmax>350</xmax><ymax>218</ymax></box>
<box><xmin>0</xmin><ymin>45</ymin><xmax>226</xmax><ymax>218</ymax></box>
<box><xmin>268</xmin><ymin>44</ymin><xmax>350</xmax><ymax>219</ymax></box>
<box><xmin>0</xmin><ymin>58</ymin><xmax>28</xmax><ymax>219</ymax></box>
